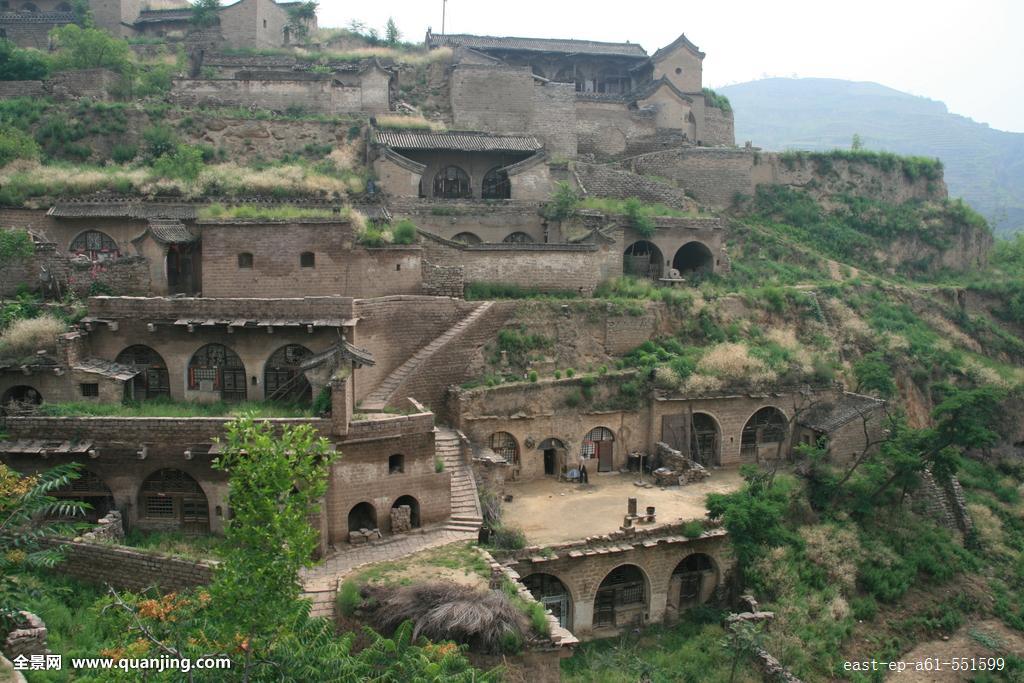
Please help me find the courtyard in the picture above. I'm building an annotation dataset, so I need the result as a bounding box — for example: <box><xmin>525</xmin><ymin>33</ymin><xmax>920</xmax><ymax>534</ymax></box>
<box><xmin>500</xmin><ymin>469</ymin><xmax>745</xmax><ymax>545</ymax></box>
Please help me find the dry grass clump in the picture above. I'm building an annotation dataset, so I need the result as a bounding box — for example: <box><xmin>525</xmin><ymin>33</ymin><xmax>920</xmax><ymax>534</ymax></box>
<box><xmin>824</xmin><ymin>299</ymin><xmax>873</xmax><ymax>346</ymax></box>
<box><xmin>196</xmin><ymin>163</ymin><xmax>358</xmax><ymax>198</ymax></box>
<box><xmin>653</xmin><ymin>366</ymin><xmax>682</xmax><ymax>391</ymax></box>
<box><xmin>375</xmin><ymin>114</ymin><xmax>446</xmax><ymax>132</ymax></box>
<box><xmin>0</xmin><ymin>315</ymin><xmax>66</xmax><ymax>357</ymax></box>
<box><xmin>696</xmin><ymin>342</ymin><xmax>777</xmax><ymax>387</ymax></box>
<box><xmin>363</xmin><ymin>582</ymin><xmax>529</xmax><ymax>654</ymax></box>
<box><xmin>799</xmin><ymin>524</ymin><xmax>860</xmax><ymax>594</ymax></box>
<box><xmin>680</xmin><ymin>373</ymin><xmax>724</xmax><ymax>395</ymax></box>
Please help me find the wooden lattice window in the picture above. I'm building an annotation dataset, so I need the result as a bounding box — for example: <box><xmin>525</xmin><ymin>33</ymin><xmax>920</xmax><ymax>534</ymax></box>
<box><xmin>116</xmin><ymin>345</ymin><xmax>170</xmax><ymax>400</ymax></box>
<box><xmin>481</xmin><ymin>167</ymin><xmax>511</xmax><ymax>200</ymax></box>
<box><xmin>188</xmin><ymin>344</ymin><xmax>246</xmax><ymax>401</ymax></box>
<box><xmin>144</xmin><ymin>496</ymin><xmax>174</xmax><ymax>518</ymax></box>
<box><xmin>433</xmin><ymin>166</ymin><xmax>471</xmax><ymax>199</ymax></box>
<box><xmin>489</xmin><ymin>431</ymin><xmax>519</xmax><ymax>465</ymax></box>
<box><xmin>742</xmin><ymin>407</ymin><xmax>787</xmax><ymax>447</ymax></box>
<box><xmin>70</xmin><ymin>230</ymin><xmax>119</xmax><ymax>261</ymax></box>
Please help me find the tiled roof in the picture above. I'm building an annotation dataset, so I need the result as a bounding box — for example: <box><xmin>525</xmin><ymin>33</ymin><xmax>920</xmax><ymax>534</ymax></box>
<box><xmin>428</xmin><ymin>32</ymin><xmax>648</xmax><ymax>58</ymax></box>
<box><xmin>49</xmin><ymin>201</ymin><xmax>197</xmax><ymax>220</ymax></box>
<box><xmin>73</xmin><ymin>358</ymin><xmax>140</xmax><ymax>381</ymax></box>
<box><xmin>0</xmin><ymin>440</ymin><xmax>94</xmax><ymax>455</ymax></box>
<box><xmin>135</xmin><ymin>8</ymin><xmax>193</xmax><ymax>23</ymax></box>
<box><xmin>148</xmin><ymin>219</ymin><xmax>198</xmax><ymax>244</ymax></box>
<box><xmin>0</xmin><ymin>11</ymin><xmax>74</xmax><ymax>24</ymax></box>
<box><xmin>800</xmin><ymin>392</ymin><xmax>885</xmax><ymax>433</ymax></box>
<box><xmin>375</xmin><ymin>130</ymin><xmax>542</xmax><ymax>153</ymax></box>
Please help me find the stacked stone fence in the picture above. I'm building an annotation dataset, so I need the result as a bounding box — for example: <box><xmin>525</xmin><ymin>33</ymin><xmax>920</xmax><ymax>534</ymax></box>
<box><xmin>40</xmin><ymin>538</ymin><xmax>215</xmax><ymax>593</ymax></box>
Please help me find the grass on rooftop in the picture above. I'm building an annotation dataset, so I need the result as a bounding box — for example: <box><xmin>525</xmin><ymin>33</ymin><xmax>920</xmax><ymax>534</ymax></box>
<box><xmin>198</xmin><ymin>203</ymin><xmax>343</xmax><ymax>221</ymax></box>
<box><xmin>36</xmin><ymin>398</ymin><xmax>315</xmax><ymax>418</ymax></box>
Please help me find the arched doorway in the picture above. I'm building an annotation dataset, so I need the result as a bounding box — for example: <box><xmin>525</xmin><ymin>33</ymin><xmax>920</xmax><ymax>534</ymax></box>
<box><xmin>672</xmin><ymin>241</ymin><xmax>714</xmax><ymax>276</ymax></box>
<box><xmin>116</xmin><ymin>345</ymin><xmax>170</xmax><ymax>401</ymax></box>
<box><xmin>538</xmin><ymin>437</ymin><xmax>566</xmax><ymax>477</ymax></box>
<box><xmin>594</xmin><ymin>564</ymin><xmax>648</xmax><ymax>629</ymax></box>
<box><xmin>139</xmin><ymin>468</ymin><xmax>209</xmax><ymax>533</ymax></box>
<box><xmin>54</xmin><ymin>469</ymin><xmax>114</xmax><ymax>523</ymax></box>
<box><xmin>583</xmin><ymin>426</ymin><xmax>615</xmax><ymax>472</ymax></box>
<box><xmin>348</xmin><ymin>502</ymin><xmax>377</xmax><ymax>533</ymax></box>
<box><xmin>502</xmin><ymin>231</ymin><xmax>534</xmax><ymax>244</ymax></box>
<box><xmin>391</xmin><ymin>495</ymin><xmax>420</xmax><ymax>529</ymax></box>
<box><xmin>433</xmin><ymin>166</ymin><xmax>471</xmax><ymax>199</ymax></box>
<box><xmin>623</xmin><ymin>240</ymin><xmax>664</xmax><ymax>279</ymax></box>
<box><xmin>686</xmin><ymin>111</ymin><xmax>697</xmax><ymax>142</ymax></box>
<box><xmin>1</xmin><ymin>385</ymin><xmax>42</xmax><ymax>411</ymax></box>
<box><xmin>523</xmin><ymin>573</ymin><xmax>573</xmax><ymax>629</ymax></box>
<box><xmin>489</xmin><ymin>432</ymin><xmax>520</xmax><ymax>478</ymax></box>
<box><xmin>264</xmin><ymin>344</ymin><xmax>313</xmax><ymax>405</ymax></box>
<box><xmin>481</xmin><ymin>167</ymin><xmax>511</xmax><ymax>200</ymax></box>
<box><xmin>187</xmin><ymin>344</ymin><xmax>246</xmax><ymax>402</ymax></box>
<box><xmin>166</xmin><ymin>244</ymin><xmax>198</xmax><ymax>295</ymax></box>
<box><xmin>451</xmin><ymin>232</ymin><xmax>482</xmax><ymax>245</ymax></box>
<box><xmin>690</xmin><ymin>413</ymin><xmax>721</xmax><ymax>467</ymax></box>
<box><xmin>670</xmin><ymin>553</ymin><xmax>718</xmax><ymax>610</ymax></box>
<box><xmin>69</xmin><ymin>230</ymin><xmax>119</xmax><ymax>262</ymax></box>
<box><xmin>741</xmin><ymin>407</ymin><xmax>788</xmax><ymax>461</ymax></box>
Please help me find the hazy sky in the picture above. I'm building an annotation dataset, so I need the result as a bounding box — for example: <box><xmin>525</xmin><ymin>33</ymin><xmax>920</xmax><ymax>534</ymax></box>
<box><xmin>317</xmin><ymin>0</ymin><xmax>1023</xmax><ymax>133</ymax></box>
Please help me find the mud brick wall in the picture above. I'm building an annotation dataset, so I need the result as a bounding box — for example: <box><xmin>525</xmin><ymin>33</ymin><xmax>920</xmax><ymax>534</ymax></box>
<box><xmin>703</xmin><ymin>107</ymin><xmax>735</xmax><ymax>146</ymax></box>
<box><xmin>575</xmin><ymin>163</ymin><xmax>690</xmax><ymax>209</ymax></box>
<box><xmin>42</xmin><ymin>539</ymin><xmax>215</xmax><ymax>592</ymax></box>
<box><xmin>575</xmin><ymin>99</ymin><xmax>658</xmax><ymax>158</ymax></box>
<box><xmin>0</xmin><ymin>243</ymin><xmax>151</xmax><ymax>299</ymax></box>
<box><xmin>388</xmin><ymin>199</ymin><xmax>549</xmax><ymax>244</ymax></box>
<box><xmin>619</xmin><ymin>147</ymin><xmax>757</xmax><ymax>208</ymax></box>
<box><xmin>421</xmin><ymin>261</ymin><xmax>464</xmax><ymax>297</ymax></box>
<box><xmin>88</xmin><ymin>294</ymin><xmax>356</xmax><ymax>322</ymax></box>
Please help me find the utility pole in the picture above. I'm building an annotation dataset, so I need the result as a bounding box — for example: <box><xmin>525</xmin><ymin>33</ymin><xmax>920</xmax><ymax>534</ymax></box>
<box><xmin>442</xmin><ymin>0</ymin><xmax>447</xmax><ymax>35</ymax></box>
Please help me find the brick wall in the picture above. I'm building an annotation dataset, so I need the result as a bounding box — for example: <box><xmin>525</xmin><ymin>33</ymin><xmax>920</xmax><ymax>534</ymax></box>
<box><xmin>200</xmin><ymin>221</ymin><xmax>422</xmax><ymax>298</ymax></box>
<box><xmin>43</xmin><ymin>538</ymin><xmax>215</xmax><ymax>592</ymax></box>
<box><xmin>703</xmin><ymin>107</ymin><xmax>735</xmax><ymax>146</ymax></box>
<box><xmin>88</xmin><ymin>294</ymin><xmax>355</xmax><ymax>321</ymax></box>
<box><xmin>619</xmin><ymin>147</ymin><xmax>757</xmax><ymax>208</ymax></box>
<box><xmin>48</xmin><ymin>69</ymin><xmax>120</xmax><ymax>101</ymax></box>
<box><xmin>171</xmin><ymin>72</ymin><xmax>387</xmax><ymax>114</ymax></box>
<box><xmin>421</xmin><ymin>261</ymin><xmax>464</xmax><ymax>297</ymax></box>
<box><xmin>576</xmin><ymin>99</ymin><xmax>657</xmax><ymax>158</ymax></box>
<box><xmin>388</xmin><ymin>199</ymin><xmax>548</xmax><ymax>244</ymax></box>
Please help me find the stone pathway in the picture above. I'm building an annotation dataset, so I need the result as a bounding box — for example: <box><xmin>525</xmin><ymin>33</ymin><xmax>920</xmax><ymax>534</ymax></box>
<box><xmin>300</xmin><ymin>528</ymin><xmax>476</xmax><ymax>618</ymax></box>
<box><xmin>360</xmin><ymin>302</ymin><xmax>494</xmax><ymax>411</ymax></box>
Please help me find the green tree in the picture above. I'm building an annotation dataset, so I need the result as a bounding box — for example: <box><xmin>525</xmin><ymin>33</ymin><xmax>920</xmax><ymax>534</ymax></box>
<box><xmin>285</xmin><ymin>1</ymin><xmax>317</xmax><ymax>41</ymax></box>
<box><xmin>1</xmin><ymin>462</ymin><xmax>87</xmax><ymax>631</ymax></box>
<box><xmin>191</xmin><ymin>0</ymin><xmax>222</xmax><ymax>28</ymax></box>
<box><xmin>49</xmin><ymin>24</ymin><xmax>131</xmax><ymax>73</ymax></box>
<box><xmin>385</xmin><ymin>17</ymin><xmax>401</xmax><ymax>46</ymax></box>
<box><xmin>852</xmin><ymin>351</ymin><xmax>895</xmax><ymax>397</ymax></box>
<box><xmin>152</xmin><ymin>144</ymin><xmax>205</xmax><ymax>181</ymax></box>
<box><xmin>852</xmin><ymin>133</ymin><xmax>864</xmax><ymax>150</ymax></box>
<box><xmin>542</xmin><ymin>181</ymin><xmax>579</xmax><ymax>222</ymax></box>
<box><xmin>0</xmin><ymin>39</ymin><xmax>50</xmax><ymax>81</ymax></box>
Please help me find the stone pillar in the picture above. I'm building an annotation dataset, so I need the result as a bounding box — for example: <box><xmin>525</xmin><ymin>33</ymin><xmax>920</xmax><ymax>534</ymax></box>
<box><xmin>331</xmin><ymin>366</ymin><xmax>353</xmax><ymax>436</ymax></box>
<box><xmin>574</xmin><ymin>597</ymin><xmax>595</xmax><ymax>636</ymax></box>
<box><xmin>627</xmin><ymin>497</ymin><xmax>638</xmax><ymax>517</ymax></box>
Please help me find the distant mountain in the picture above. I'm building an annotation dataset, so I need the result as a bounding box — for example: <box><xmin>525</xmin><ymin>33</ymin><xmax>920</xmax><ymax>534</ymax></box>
<box><xmin>717</xmin><ymin>78</ymin><xmax>1024</xmax><ymax>236</ymax></box>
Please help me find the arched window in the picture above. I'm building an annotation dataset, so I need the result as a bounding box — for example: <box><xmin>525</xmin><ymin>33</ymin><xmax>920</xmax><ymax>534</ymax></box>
<box><xmin>300</xmin><ymin>252</ymin><xmax>315</xmax><ymax>268</ymax></box>
<box><xmin>595</xmin><ymin>564</ymin><xmax>647</xmax><ymax>628</ymax></box>
<box><xmin>116</xmin><ymin>345</ymin><xmax>170</xmax><ymax>401</ymax></box>
<box><xmin>481</xmin><ymin>167</ymin><xmax>511</xmax><ymax>200</ymax></box>
<box><xmin>523</xmin><ymin>573</ymin><xmax>573</xmax><ymax>629</ymax></box>
<box><xmin>139</xmin><ymin>468</ymin><xmax>209</xmax><ymax>533</ymax></box>
<box><xmin>489</xmin><ymin>432</ymin><xmax>519</xmax><ymax>468</ymax></box>
<box><xmin>741</xmin><ymin>407</ymin><xmax>788</xmax><ymax>459</ymax></box>
<box><xmin>54</xmin><ymin>469</ymin><xmax>113</xmax><ymax>523</ymax></box>
<box><xmin>671</xmin><ymin>553</ymin><xmax>717</xmax><ymax>609</ymax></box>
<box><xmin>348</xmin><ymin>502</ymin><xmax>377</xmax><ymax>534</ymax></box>
<box><xmin>70</xmin><ymin>231</ymin><xmax>119</xmax><ymax>262</ymax></box>
<box><xmin>433</xmin><ymin>166</ymin><xmax>471</xmax><ymax>199</ymax></box>
<box><xmin>623</xmin><ymin>240</ymin><xmax>664</xmax><ymax>279</ymax></box>
<box><xmin>583</xmin><ymin>426</ymin><xmax>615</xmax><ymax>472</ymax></box>
<box><xmin>238</xmin><ymin>252</ymin><xmax>254</xmax><ymax>269</ymax></box>
<box><xmin>188</xmin><ymin>344</ymin><xmax>246</xmax><ymax>402</ymax></box>
<box><xmin>502</xmin><ymin>231</ymin><xmax>534</xmax><ymax>244</ymax></box>
<box><xmin>451</xmin><ymin>232</ymin><xmax>482</xmax><ymax>245</ymax></box>
<box><xmin>264</xmin><ymin>344</ymin><xmax>312</xmax><ymax>404</ymax></box>
<box><xmin>1</xmin><ymin>385</ymin><xmax>42</xmax><ymax>409</ymax></box>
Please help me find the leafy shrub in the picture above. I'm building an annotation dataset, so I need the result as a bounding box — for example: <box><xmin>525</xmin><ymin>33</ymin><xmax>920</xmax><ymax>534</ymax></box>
<box><xmin>681</xmin><ymin>520</ymin><xmax>704</xmax><ymax>538</ymax></box>
<box><xmin>566</xmin><ymin>368</ymin><xmax>575</xmax><ymax>378</ymax></box>
<box><xmin>542</xmin><ymin>181</ymin><xmax>578</xmax><ymax>222</ymax></box>
<box><xmin>528</xmin><ymin>601</ymin><xmax>550</xmax><ymax>636</ymax></box>
<box><xmin>391</xmin><ymin>218</ymin><xmax>417</xmax><ymax>244</ymax></box>
<box><xmin>0</xmin><ymin>40</ymin><xmax>49</xmax><ymax>81</ymax></box>
<box><xmin>0</xmin><ymin>126</ymin><xmax>39</xmax><ymax>166</ymax></box>
<box><xmin>312</xmin><ymin>386</ymin><xmax>332</xmax><ymax>415</ymax></box>
<box><xmin>110</xmin><ymin>143</ymin><xmax>137</xmax><ymax>164</ymax></box>
<box><xmin>624</xmin><ymin>197</ymin><xmax>656</xmax><ymax>238</ymax></box>
<box><xmin>528</xmin><ymin>370</ymin><xmax>538</xmax><ymax>382</ymax></box>
<box><xmin>853</xmin><ymin>352</ymin><xmax>895</xmax><ymax>397</ymax></box>
<box><xmin>489</xmin><ymin>525</ymin><xmax>526</xmax><ymax>550</ymax></box>
<box><xmin>357</xmin><ymin>225</ymin><xmax>390</xmax><ymax>247</ymax></box>
<box><xmin>152</xmin><ymin>144</ymin><xmax>204</xmax><ymax>180</ymax></box>
<box><xmin>142</xmin><ymin>124</ymin><xmax>178</xmax><ymax>160</ymax></box>
<box><xmin>0</xmin><ymin>229</ymin><xmax>34</xmax><ymax>266</ymax></box>
<box><xmin>702</xmin><ymin>87</ymin><xmax>732</xmax><ymax>112</ymax></box>
<box><xmin>434</xmin><ymin>457</ymin><xmax>444</xmax><ymax>473</ymax></box>
<box><xmin>337</xmin><ymin>580</ymin><xmax>361</xmax><ymax>616</ymax></box>
<box><xmin>49</xmin><ymin>25</ymin><xmax>131</xmax><ymax>73</ymax></box>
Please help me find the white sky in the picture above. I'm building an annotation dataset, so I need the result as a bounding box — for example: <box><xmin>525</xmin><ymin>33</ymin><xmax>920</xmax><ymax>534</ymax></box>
<box><xmin>316</xmin><ymin>0</ymin><xmax>1024</xmax><ymax>133</ymax></box>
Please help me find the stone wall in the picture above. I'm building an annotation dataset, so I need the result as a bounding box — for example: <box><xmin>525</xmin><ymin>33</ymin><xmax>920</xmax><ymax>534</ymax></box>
<box><xmin>171</xmin><ymin>72</ymin><xmax>389</xmax><ymax>115</ymax></box>
<box><xmin>420</xmin><ymin>261</ymin><xmax>464</xmax><ymax>297</ymax></box>
<box><xmin>88</xmin><ymin>294</ymin><xmax>355</xmax><ymax>322</ymax></box>
<box><xmin>703</xmin><ymin>107</ymin><xmax>735</xmax><ymax>147</ymax></box>
<box><xmin>620</xmin><ymin>147</ymin><xmax>758</xmax><ymax>208</ymax></box>
<box><xmin>0</xmin><ymin>80</ymin><xmax>45</xmax><ymax>98</ymax></box>
<box><xmin>0</xmin><ymin>242</ymin><xmax>151</xmax><ymax>298</ymax></box>
<box><xmin>42</xmin><ymin>538</ymin><xmax>215</xmax><ymax>592</ymax></box>
<box><xmin>48</xmin><ymin>68</ymin><xmax>121</xmax><ymax>101</ymax></box>
<box><xmin>199</xmin><ymin>221</ymin><xmax>423</xmax><ymax>298</ymax></box>
<box><xmin>575</xmin><ymin>99</ymin><xmax>658</xmax><ymax>158</ymax></box>
<box><xmin>575</xmin><ymin>163</ymin><xmax>691</xmax><ymax>209</ymax></box>
<box><xmin>3</xmin><ymin>612</ymin><xmax>48</xmax><ymax>659</ymax></box>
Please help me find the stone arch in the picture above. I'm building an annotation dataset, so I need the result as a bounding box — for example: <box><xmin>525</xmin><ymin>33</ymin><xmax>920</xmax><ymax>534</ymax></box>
<box><xmin>690</xmin><ymin>412</ymin><xmax>721</xmax><ymax>467</ymax></box>
<box><xmin>54</xmin><ymin>468</ymin><xmax>114</xmax><ymax>523</ymax></box>
<box><xmin>522</xmin><ymin>572</ymin><xmax>574</xmax><ymax>630</ymax></box>
<box><xmin>672</xmin><ymin>241</ymin><xmax>714</xmax><ymax>275</ymax></box>
<box><xmin>741</xmin><ymin>406</ymin><xmax>788</xmax><ymax>461</ymax></box>
<box><xmin>433</xmin><ymin>165</ymin><xmax>471</xmax><ymax>199</ymax></box>
<box><xmin>538</xmin><ymin>437</ymin><xmax>566</xmax><ymax>477</ymax></box>
<box><xmin>623</xmin><ymin>240</ymin><xmax>664</xmax><ymax>279</ymax></box>
<box><xmin>116</xmin><ymin>345</ymin><xmax>170</xmax><ymax>401</ymax></box>
<box><xmin>1</xmin><ymin>385</ymin><xmax>42</xmax><ymax>410</ymax></box>
<box><xmin>502</xmin><ymin>231</ymin><xmax>534</xmax><ymax>244</ymax></box>
<box><xmin>583</xmin><ymin>426</ymin><xmax>615</xmax><ymax>473</ymax></box>
<box><xmin>347</xmin><ymin>501</ymin><xmax>377</xmax><ymax>533</ymax></box>
<box><xmin>594</xmin><ymin>563</ymin><xmax>650</xmax><ymax>629</ymax></box>
<box><xmin>451</xmin><ymin>232</ymin><xmax>481</xmax><ymax>245</ymax></box>
<box><xmin>391</xmin><ymin>494</ymin><xmax>420</xmax><ymax>530</ymax></box>
<box><xmin>69</xmin><ymin>230</ymin><xmax>119</xmax><ymax>262</ymax></box>
<box><xmin>669</xmin><ymin>553</ymin><xmax>719</xmax><ymax>610</ymax></box>
<box><xmin>138</xmin><ymin>468</ymin><xmax>210</xmax><ymax>533</ymax></box>
<box><xmin>481</xmin><ymin>167</ymin><xmax>511</xmax><ymax>200</ymax></box>
<box><xmin>187</xmin><ymin>344</ymin><xmax>247</xmax><ymax>402</ymax></box>
<box><xmin>263</xmin><ymin>344</ymin><xmax>313</xmax><ymax>405</ymax></box>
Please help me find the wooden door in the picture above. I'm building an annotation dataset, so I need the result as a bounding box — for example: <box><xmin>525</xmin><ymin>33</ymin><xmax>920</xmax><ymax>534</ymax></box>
<box><xmin>597</xmin><ymin>441</ymin><xmax>613</xmax><ymax>472</ymax></box>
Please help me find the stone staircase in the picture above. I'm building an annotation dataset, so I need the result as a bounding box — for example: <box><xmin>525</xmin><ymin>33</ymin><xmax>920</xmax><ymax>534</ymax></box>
<box><xmin>436</xmin><ymin>427</ymin><xmax>483</xmax><ymax>534</ymax></box>
<box><xmin>359</xmin><ymin>302</ymin><xmax>495</xmax><ymax>413</ymax></box>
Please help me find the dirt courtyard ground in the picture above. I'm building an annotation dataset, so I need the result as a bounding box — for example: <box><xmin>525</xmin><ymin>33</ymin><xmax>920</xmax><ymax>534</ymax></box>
<box><xmin>500</xmin><ymin>469</ymin><xmax>745</xmax><ymax>545</ymax></box>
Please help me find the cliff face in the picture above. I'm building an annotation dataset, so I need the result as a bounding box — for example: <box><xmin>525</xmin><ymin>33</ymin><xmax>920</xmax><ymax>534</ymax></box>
<box><xmin>765</xmin><ymin>155</ymin><xmax>947</xmax><ymax>206</ymax></box>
